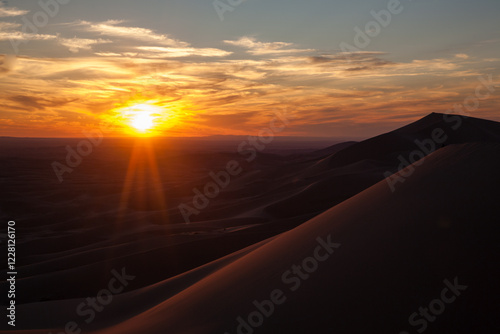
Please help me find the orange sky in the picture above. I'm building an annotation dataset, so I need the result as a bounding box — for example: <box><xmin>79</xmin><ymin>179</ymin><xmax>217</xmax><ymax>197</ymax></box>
<box><xmin>1</xmin><ymin>2</ymin><xmax>500</xmax><ymax>138</ymax></box>
<box><xmin>2</xmin><ymin>52</ymin><xmax>499</xmax><ymax>138</ymax></box>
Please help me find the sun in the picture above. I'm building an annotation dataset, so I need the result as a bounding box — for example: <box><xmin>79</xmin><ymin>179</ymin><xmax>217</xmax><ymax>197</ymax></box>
<box><xmin>131</xmin><ymin>113</ymin><xmax>155</xmax><ymax>131</ymax></box>
<box><xmin>126</xmin><ymin>103</ymin><xmax>161</xmax><ymax>133</ymax></box>
<box><xmin>109</xmin><ymin>101</ymin><xmax>181</xmax><ymax>136</ymax></box>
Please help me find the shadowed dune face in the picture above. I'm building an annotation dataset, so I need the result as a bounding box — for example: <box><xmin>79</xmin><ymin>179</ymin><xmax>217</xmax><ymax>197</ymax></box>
<box><xmin>75</xmin><ymin>142</ymin><xmax>500</xmax><ymax>334</ymax></box>
<box><xmin>2</xmin><ymin>114</ymin><xmax>500</xmax><ymax>333</ymax></box>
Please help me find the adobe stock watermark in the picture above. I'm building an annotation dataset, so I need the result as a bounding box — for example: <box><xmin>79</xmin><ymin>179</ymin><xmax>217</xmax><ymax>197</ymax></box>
<box><xmin>399</xmin><ymin>277</ymin><xmax>467</xmax><ymax>334</ymax></box>
<box><xmin>385</xmin><ymin>73</ymin><xmax>499</xmax><ymax>192</ymax></box>
<box><xmin>339</xmin><ymin>0</ymin><xmax>410</xmax><ymax>61</ymax></box>
<box><xmin>51</xmin><ymin>119</ymin><xmax>120</xmax><ymax>183</ymax></box>
<box><xmin>9</xmin><ymin>0</ymin><xmax>72</xmax><ymax>54</ymax></box>
<box><xmin>213</xmin><ymin>0</ymin><xmax>247</xmax><ymax>21</ymax></box>
<box><xmin>178</xmin><ymin>110</ymin><xmax>292</xmax><ymax>223</ymax></box>
<box><xmin>48</xmin><ymin>268</ymin><xmax>135</xmax><ymax>334</ymax></box>
<box><xmin>223</xmin><ymin>234</ymin><xmax>341</xmax><ymax>334</ymax></box>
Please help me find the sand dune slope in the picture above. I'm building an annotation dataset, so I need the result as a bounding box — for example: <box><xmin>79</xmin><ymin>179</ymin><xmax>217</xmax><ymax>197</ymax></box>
<box><xmin>68</xmin><ymin>142</ymin><xmax>500</xmax><ymax>334</ymax></box>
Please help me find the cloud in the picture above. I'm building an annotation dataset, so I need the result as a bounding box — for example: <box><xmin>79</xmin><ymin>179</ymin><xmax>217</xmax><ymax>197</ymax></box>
<box><xmin>58</xmin><ymin>37</ymin><xmax>112</xmax><ymax>53</ymax></box>
<box><xmin>308</xmin><ymin>52</ymin><xmax>393</xmax><ymax>71</ymax></box>
<box><xmin>9</xmin><ymin>95</ymin><xmax>46</xmax><ymax>110</ymax></box>
<box><xmin>0</xmin><ymin>30</ymin><xmax>57</xmax><ymax>43</ymax></box>
<box><xmin>134</xmin><ymin>46</ymin><xmax>231</xmax><ymax>58</ymax></box>
<box><xmin>70</xmin><ymin>20</ymin><xmax>231</xmax><ymax>58</ymax></box>
<box><xmin>0</xmin><ymin>54</ymin><xmax>16</xmax><ymax>75</ymax></box>
<box><xmin>1</xmin><ymin>46</ymin><xmax>498</xmax><ymax>137</ymax></box>
<box><xmin>0</xmin><ymin>21</ymin><xmax>20</xmax><ymax>30</ymax></box>
<box><xmin>94</xmin><ymin>52</ymin><xmax>122</xmax><ymax>57</ymax></box>
<box><xmin>0</xmin><ymin>21</ymin><xmax>56</xmax><ymax>42</ymax></box>
<box><xmin>224</xmin><ymin>37</ymin><xmax>314</xmax><ymax>55</ymax></box>
<box><xmin>78</xmin><ymin>20</ymin><xmax>188</xmax><ymax>47</ymax></box>
<box><xmin>455</xmin><ymin>53</ymin><xmax>469</xmax><ymax>59</ymax></box>
<box><xmin>309</xmin><ymin>51</ymin><xmax>387</xmax><ymax>63</ymax></box>
<box><xmin>8</xmin><ymin>94</ymin><xmax>77</xmax><ymax>111</ymax></box>
<box><xmin>0</xmin><ymin>6</ymin><xmax>28</xmax><ymax>17</ymax></box>
<box><xmin>2</xmin><ymin>19</ymin><xmax>210</xmax><ymax>56</ymax></box>
<box><xmin>225</xmin><ymin>37</ymin><xmax>292</xmax><ymax>50</ymax></box>
<box><xmin>195</xmin><ymin>112</ymin><xmax>256</xmax><ymax>127</ymax></box>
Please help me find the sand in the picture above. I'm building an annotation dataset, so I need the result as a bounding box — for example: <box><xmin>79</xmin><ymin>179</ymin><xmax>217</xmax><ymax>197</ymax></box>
<box><xmin>2</xmin><ymin>113</ymin><xmax>500</xmax><ymax>333</ymax></box>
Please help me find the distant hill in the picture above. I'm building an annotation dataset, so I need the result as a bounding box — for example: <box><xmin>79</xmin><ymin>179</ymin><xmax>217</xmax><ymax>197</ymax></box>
<box><xmin>328</xmin><ymin>113</ymin><xmax>500</xmax><ymax>168</ymax></box>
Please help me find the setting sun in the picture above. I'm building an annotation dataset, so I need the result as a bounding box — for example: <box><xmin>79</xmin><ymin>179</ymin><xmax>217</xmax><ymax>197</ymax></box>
<box><xmin>131</xmin><ymin>113</ymin><xmax>155</xmax><ymax>132</ymax></box>
<box><xmin>122</xmin><ymin>103</ymin><xmax>164</xmax><ymax>134</ymax></box>
<box><xmin>104</xmin><ymin>100</ymin><xmax>184</xmax><ymax>137</ymax></box>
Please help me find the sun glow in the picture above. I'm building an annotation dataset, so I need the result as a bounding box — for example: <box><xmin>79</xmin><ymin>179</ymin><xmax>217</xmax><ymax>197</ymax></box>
<box><xmin>131</xmin><ymin>113</ymin><xmax>155</xmax><ymax>131</ymax></box>
<box><xmin>126</xmin><ymin>103</ymin><xmax>162</xmax><ymax>134</ymax></box>
<box><xmin>105</xmin><ymin>100</ymin><xmax>188</xmax><ymax>137</ymax></box>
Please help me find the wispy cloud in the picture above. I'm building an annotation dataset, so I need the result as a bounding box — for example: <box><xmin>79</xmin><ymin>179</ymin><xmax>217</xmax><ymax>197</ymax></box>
<box><xmin>0</xmin><ymin>22</ymin><xmax>56</xmax><ymax>42</ymax></box>
<box><xmin>78</xmin><ymin>20</ymin><xmax>188</xmax><ymax>47</ymax></box>
<box><xmin>0</xmin><ymin>6</ymin><xmax>28</xmax><ymax>17</ymax></box>
<box><xmin>1</xmin><ymin>26</ymin><xmax>499</xmax><ymax>137</ymax></box>
<box><xmin>224</xmin><ymin>37</ymin><xmax>314</xmax><ymax>55</ymax></box>
<box><xmin>0</xmin><ymin>54</ymin><xmax>16</xmax><ymax>74</ymax></box>
<box><xmin>58</xmin><ymin>37</ymin><xmax>112</xmax><ymax>53</ymax></box>
<box><xmin>0</xmin><ymin>22</ymin><xmax>109</xmax><ymax>53</ymax></box>
<box><xmin>69</xmin><ymin>20</ymin><xmax>232</xmax><ymax>58</ymax></box>
<box><xmin>0</xmin><ymin>21</ymin><xmax>20</xmax><ymax>30</ymax></box>
<box><xmin>134</xmin><ymin>46</ymin><xmax>231</xmax><ymax>58</ymax></box>
<box><xmin>94</xmin><ymin>52</ymin><xmax>122</xmax><ymax>57</ymax></box>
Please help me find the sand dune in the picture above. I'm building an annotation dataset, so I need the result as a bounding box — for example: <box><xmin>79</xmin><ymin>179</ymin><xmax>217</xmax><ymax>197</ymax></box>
<box><xmin>2</xmin><ymin>114</ymin><xmax>500</xmax><ymax>333</ymax></box>
<box><xmin>328</xmin><ymin>112</ymin><xmax>500</xmax><ymax>168</ymax></box>
<box><xmin>74</xmin><ymin>143</ymin><xmax>498</xmax><ymax>334</ymax></box>
<box><xmin>9</xmin><ymin>143</ymin><xmax>500</xmax><ymax>333</ymax></box>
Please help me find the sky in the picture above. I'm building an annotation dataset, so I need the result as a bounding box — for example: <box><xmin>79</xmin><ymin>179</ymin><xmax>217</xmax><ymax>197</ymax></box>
<box><xmin>0</xmin><ymin>0</ymin><xmax>499</xmax><ymax>138</ymax></box>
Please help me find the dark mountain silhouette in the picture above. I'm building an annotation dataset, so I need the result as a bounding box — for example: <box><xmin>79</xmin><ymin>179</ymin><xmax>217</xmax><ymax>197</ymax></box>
<box><xmin>328</xmin><ymin>112</ymin><xmax>500</xmax><ymax>168</ymax></box>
